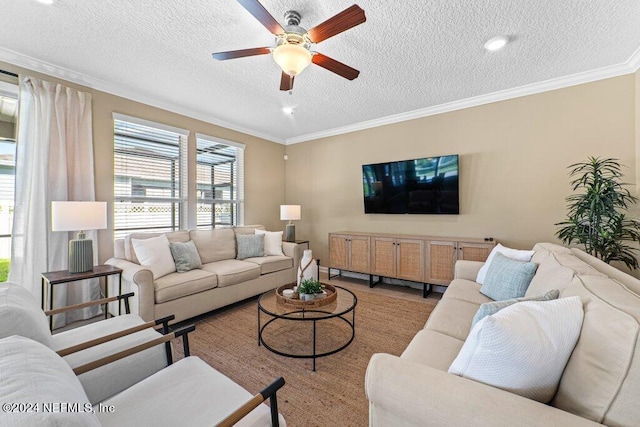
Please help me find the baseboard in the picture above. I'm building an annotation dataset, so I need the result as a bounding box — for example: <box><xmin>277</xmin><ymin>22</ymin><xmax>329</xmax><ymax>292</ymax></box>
<box><xmin>320</xmin><ymin>266</ymin><xmax>446</xmax><ymax>294</ymax></box>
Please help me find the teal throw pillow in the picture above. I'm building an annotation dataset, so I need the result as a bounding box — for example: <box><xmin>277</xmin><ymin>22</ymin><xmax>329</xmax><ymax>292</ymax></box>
<box><xmin>480</xmin><ymin>252</ymin><xmax>538</xmax><ymax>301</ymax></box>
<box><xmin>471</xmin><ymin>289</ymin><xmax>560</xmax><ymax>328</ymax></box>
<box><xmin>236</xmin><ymin>234</ymin><xmax>264</xmax><ymax>260</ymax></box>
<box><xmin>169</xmin><ymin>240</ymin><xmax>203</xmax><ymax>273</ymax></box>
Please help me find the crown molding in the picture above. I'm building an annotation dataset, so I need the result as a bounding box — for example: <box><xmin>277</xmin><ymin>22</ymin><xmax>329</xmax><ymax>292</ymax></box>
<box><xmin>0</xmin><ymin>47</ymin><xmax>285</xmax><ymax>145</ymax></box>
<box><xmin>1</xmin><ymin>46</ymin><xmax>638</xmax><ymax>148</ymax></box>
<box><xmin>285</xmin><ymin>57</ymin><xmax>640</xmax><ymax>145</ymax></box>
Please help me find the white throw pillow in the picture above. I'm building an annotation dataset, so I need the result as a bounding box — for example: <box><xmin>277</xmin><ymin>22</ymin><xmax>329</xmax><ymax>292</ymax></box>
<box><xmin>448</xmin><ymin>296</ymin><xmax>583</xmax><ymax>403</ymax></box>
<box><xmin>476</xmin><ymin>243</ymin><xmax>536</xmax><ymax>285</ymax></box>
<box><xmin>132</xmin><ymin>234</ymin><xmax>176</xmax><ymax>279</ymax></box>
<box><xmin>255</xmin><ymin>230</ymin><xmax>285</xmax><ymax>256</ymax></box>
<box><xmin>0</xmin><ymin>282</ymin><xmax>52</xmax><ymax>347</ymax></box>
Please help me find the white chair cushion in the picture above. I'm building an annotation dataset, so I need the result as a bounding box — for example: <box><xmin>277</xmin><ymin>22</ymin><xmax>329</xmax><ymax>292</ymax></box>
<box><xmin>0</xmin><ymin>282</ymin><xmax>52</xmax><ymax>347</ymax></box>
<box><xmin>476</xmin><ymin>244</ymin><xmax>535</xmax><ymax>285</ymax></box>
<box><xmin>448</xmin><ymin>296</ymin><xmax>583</xmax><ymax>403</ymax></box>
<box><xmin>132</xmin><ymin>234</ymin><xmax>176</xmax><ymax>279</ymax></box>
<box><xmin>97</xmin><ymin>356</ymin><xmax>285</xmax><ymax>426</ymax></box>
<box><xmin>0</xmin><ymin>335</ymin><xmax>100</xmax><ymax>426</ymax></box>
<box><xmin>50</xmin><ymin>314</ymin><xmax>169</xmax><ymax>404</ymax></box>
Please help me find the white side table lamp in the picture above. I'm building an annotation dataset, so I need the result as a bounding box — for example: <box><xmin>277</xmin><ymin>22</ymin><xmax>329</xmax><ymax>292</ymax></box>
<box><xmin>51</xmin><ymin>201</ymin><xmax>107</xmax><ymax>274</ymax></box>
<box><xmin>280</xmin><ymin>205</ymin><xmax>301</xmax><ymax>242</ymax></box>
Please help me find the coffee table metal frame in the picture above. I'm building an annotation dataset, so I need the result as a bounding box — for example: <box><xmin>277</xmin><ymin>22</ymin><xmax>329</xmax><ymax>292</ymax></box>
<box><xmin>257</xmin><ymin>285</ymin><xmax>357</xmax><ymax>371</ymax></box>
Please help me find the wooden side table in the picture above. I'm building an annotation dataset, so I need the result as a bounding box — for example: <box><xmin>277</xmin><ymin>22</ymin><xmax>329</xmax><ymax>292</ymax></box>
<box><xmin>41</xmin><ymin>265</ymin><xmax>123</xmax><ymax>331</ymax></box>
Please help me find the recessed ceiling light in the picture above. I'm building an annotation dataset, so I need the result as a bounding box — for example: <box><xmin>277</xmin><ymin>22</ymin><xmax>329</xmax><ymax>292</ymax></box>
<box><xmin>37</xmin><ymin>0</ymin><xmax>54</xmax><ymax>4</ymax></box>
<box><xmin>282</xmin><ymin>107</ymin><xmax>294</xmax><ymax>115</ymax></box>
<box><xmin>484</xmin><ymin>36</ymin><xmax>509</xmax><ymax>51</ymax></box>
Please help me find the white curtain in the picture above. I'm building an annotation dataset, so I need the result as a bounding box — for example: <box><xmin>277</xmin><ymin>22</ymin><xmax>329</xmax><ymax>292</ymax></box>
<box><xmin>9</xmin><ymin>76</ymin><xmax>101</xmax><ymax>329</ymax></box>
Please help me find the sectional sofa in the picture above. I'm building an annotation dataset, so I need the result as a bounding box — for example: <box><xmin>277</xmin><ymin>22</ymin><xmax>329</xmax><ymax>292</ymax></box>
<box><xmin>106</xmin><ymin>225</ymin><xmax>304</xmax><ymax>323</ymax></box>
<box><xmin>366</xmin><ymin>242</ymin><xmax>640</xmax><ymax>426</ymax></box>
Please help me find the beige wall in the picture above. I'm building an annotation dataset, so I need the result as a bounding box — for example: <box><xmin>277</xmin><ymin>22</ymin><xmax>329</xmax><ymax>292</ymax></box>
<box><xmin>0</xmin><ymin>61</ymin><xmax>286</xmax><ymax>263</ymax></box>
<box><xmin>285</xmin><ymin>75</ymin><xmax>637</xmax><ymax>267</ymax></box>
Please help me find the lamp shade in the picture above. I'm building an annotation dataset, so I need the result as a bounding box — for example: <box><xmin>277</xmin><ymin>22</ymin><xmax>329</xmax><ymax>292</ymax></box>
<box><xmin>273</xmin><ymin>44</ymin><xmax>312</xmax><ymax>77</ymax></box>
<box><xmin>280</xmin><ymin>205</ymin><xmax>301</xmax><ymax>221</ymax></box>
<box><xmin>51</xmin><ymin>201</ymin><xmax>107</xmax><ymax>232</ymax></box>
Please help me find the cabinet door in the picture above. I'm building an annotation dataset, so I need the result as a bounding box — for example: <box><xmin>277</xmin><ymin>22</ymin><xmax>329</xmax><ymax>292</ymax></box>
<box><xmin>348</xmin><ymin>235</ymin><xmax>371</xmax><ymax>273</ymax></box>
<box><xmin>371</xmin><ymin>236</ymin><xmax>395</xmax><ymax>277</ymax></box>
<box><xmin>457</xmin><ymin>242</ymin><xmax>494</xmax><ymax>262</ymax></box>
<box><xmin>396</xmin><ymin>238</ymin><xmax>424</xmax><ymax>282</ymax></box>
<box><xmin>427</xmin><ymin>241</ymin><xmax>456</xmax><ymax>285</ymax></box>
<box><xmin>329</xmin><ymin>234</ymin><xmax>349</xmax><ymax>270</ymax></box>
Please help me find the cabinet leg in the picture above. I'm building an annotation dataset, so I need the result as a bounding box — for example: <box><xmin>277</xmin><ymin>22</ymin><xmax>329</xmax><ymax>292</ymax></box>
<box><xmin>369</xmin><ymin>275</ymin><xmax>374</xmax><ymax>288</ymax></box>
<box><xmin>423</xmin><ymin>283</ymin><xmax>432</xmax><ymax>298</ymax></box>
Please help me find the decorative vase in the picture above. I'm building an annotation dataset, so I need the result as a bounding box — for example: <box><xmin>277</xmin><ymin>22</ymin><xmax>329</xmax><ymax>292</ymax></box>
<box><xmin>300</xmin><ymin>293</ymin><xmax>315</xmax><ymax>301</ymax></box>
<box><xmin>297</xmin><ymin>249</ymin><xmax>318</xmax><ymax>286</ymax></box>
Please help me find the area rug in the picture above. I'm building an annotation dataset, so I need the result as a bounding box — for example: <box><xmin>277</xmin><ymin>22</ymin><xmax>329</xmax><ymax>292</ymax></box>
<box><xmin>175</xmin><ymin>287</ymin><xmax>436</xmax><ymax>427</ymax></box>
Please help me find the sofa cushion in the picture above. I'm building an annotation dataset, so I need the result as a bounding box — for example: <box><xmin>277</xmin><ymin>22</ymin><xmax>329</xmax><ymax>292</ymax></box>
<box><xmin>125</xmin><ymin>230</ymin><xmax>190</xmax><ymax>264</ymax></box>
<box><xmin>526</xmin><ymin>252</ymin><xmax>576</xmax><ymax>297</ymax></box>
<box><xmin>553</xmin><ymin>275</ymin><xmax>640</xmax><ymax>425</ymax></box>
<box><xmin>442</xmin><ymin>279</ymin><xmax>493</xmax><ymax>306</ymax></box>
<box><xmin>471</xmin><ymin>289</ymin><xmax>559</xmax><ymax>327</ymax></box>
<box><xmin>449</xmin><ymin>296</ymin><xmax>583</xmax><ymax>403</ymax></box>
<box><xmin>97</xmin><ymin>356</ymin><xmax>282</xmax><ymax>426</ymax></box>
<box><xmin>236</xmin><ymin>234</ymin><xmax>264</xmax><ymax>260</ymax></box>
<box><xmin>232</xmin><ymin>224</ymin><xmax>265</xmax><ymax>235</ymax></box>
<box><xmin>50</xmin><ymin>314</ymin><xmax>168</xmax><ymax>404</ymax></box>
<box><xmin>570</xmin><ymin>248</ymin><xmax>640</xmax><ymax>295</ymax></box>
<box><xmin>154</xmin><ymin>269</ymin><xmax>218</xmax><ymax>304</ymax></box>
<box><xmin>132</xmin><ymin>234</ymin><xmax>176</xmax><ymax>279</ymax></box>
<box><xmin>0</xmin><ymin>282</ymin><xmax>52</xmax><ymax>347</ymax></box>
<box><xmin>476</xmin><ymin>243</ymin><xmax>535</xmax><ymax>285</ymax></box>
<box><xmin>424</xmin><ymin>298</ymin><xmax>480</xmax><ymax>341</ymax></box>
<box><xmin>554</xmin><ymin>252</ymin><xmax>607</xmax><ymax>277</ymax></box>
<box><xmin>401</xmin><ymin>329</ymin><xmax>464</xmax><ymax>372</ymax></box>
<box><xmin>169</xmin><ymin>240</ymin><xmax>202</xmax><ymax>273</ymax></box>
<box><xmin>243</xmin><ymin>255</ymin><xmax>293</xmax><ymax>274</ymax></box>
<box><xmin>201</xmin><ymin>260</ymin><xmax>261</xmax><ymax>287</ymax></box>
<box><xmin>190</xmin><ymin>228</ymin><xmax>236</xmax><ymax>264</ymax></box>
<box><xmin>0</xmin><ymin>335</ymin><xmax>100</xmax><ymax>426</ymax></box>
<box><xmin>480</xmin><ymin>253</ymin><xmax>537</xmax><ymax>301</ymax></box>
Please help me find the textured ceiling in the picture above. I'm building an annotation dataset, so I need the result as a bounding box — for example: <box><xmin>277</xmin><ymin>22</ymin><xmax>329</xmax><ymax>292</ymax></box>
<box><xmin>1</xmin><ymin>0</ymin><xmax>640</xmax><ymax>143</ymax></box>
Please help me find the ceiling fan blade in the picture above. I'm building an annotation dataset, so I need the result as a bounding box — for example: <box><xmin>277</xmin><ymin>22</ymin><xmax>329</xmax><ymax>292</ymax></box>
<box><xmin>306</xmin><ymin>4</ymin><xmax>366</xmax><ymax>44</ymax></box>
<box><xmin>279</xmin><ymin>72</ymin><xmax>295</xmax><ymax>91</ymax></box>
<box><xmin>212</xmin><ymin>47</ymin><xmax>271</xmax><ymax>60</ymax></box>
<box><xmin>237</xmin><ymin>0</ymin><xmax>285</xmax><ymax>35</ymax></box>
<box><xmin>312</xmin><ymin>53</ymin><xmax>360</xmax><ymax>80</ymax></box>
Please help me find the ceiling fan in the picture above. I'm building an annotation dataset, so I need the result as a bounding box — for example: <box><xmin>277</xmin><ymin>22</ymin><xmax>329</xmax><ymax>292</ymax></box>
<box><xmin>212</xmin><ymin>0</ymin><xmax>366</xmax><ymax>91</ymax></box>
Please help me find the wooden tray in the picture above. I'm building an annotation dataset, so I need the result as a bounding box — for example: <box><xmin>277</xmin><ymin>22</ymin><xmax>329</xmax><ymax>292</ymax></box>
<box><xmin>275</xmin><ymin>283</ymin><xmax>337</xmax><ymax>308</ymax></box>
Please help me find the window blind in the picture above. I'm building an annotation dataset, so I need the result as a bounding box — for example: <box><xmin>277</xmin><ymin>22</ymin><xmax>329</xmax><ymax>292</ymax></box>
<box><xmin>195</xmin><ymin>134</ymin><xmax>244</xmax><ymax>229</ymax></box>
<box><xmin>113</xmin><ymin>117</ymin><xmax>187</xmax><ymax>239</ymax></box>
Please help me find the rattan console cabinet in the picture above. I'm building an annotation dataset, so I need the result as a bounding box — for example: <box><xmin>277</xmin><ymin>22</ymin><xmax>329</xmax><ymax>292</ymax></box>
<box><xmin>328</xmin><ymin>232</ymin><xmax>495</xmax><ymax>297</ymax></box>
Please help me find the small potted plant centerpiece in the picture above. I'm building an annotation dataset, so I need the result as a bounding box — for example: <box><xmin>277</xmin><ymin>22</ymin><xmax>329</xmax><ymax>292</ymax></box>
<box><xmin>298</xmin><ymin>278</ymin><xmax>324</xmax><ymax>301</ymax></box>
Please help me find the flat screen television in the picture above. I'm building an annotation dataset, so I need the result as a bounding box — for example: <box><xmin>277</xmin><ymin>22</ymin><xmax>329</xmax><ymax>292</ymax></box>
<box><xmin>362</xmin><ymin>155</ymin><xmax>459</xmax><ymax>214</ymax></box>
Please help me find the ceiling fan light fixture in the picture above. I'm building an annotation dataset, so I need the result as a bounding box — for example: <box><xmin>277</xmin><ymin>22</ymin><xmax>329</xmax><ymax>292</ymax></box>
<box><xmin>273</xmin><ymin>43</ymin><xmax>312</xmax><ymax>77</ymax></box>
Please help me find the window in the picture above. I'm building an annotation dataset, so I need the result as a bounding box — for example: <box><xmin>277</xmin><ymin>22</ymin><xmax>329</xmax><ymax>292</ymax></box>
<box><xmin>196</xmin><ymin>134</ymin><xmax>244</xmax><ymax>229</ymax></box>
<box><xmin>0</xmin><ymin>78</ymin><xmax>18</xmax><ymax>282</ymax></box>
<box><xmin>113</xmin><ymin>115</ymin><xmax>188</xmax><ymax>239</ymax></box>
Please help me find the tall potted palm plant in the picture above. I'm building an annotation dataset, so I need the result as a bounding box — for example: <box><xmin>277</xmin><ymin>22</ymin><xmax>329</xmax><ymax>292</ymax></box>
<box><xmin>556</xmin><ymin>157</ymin><xmax>640</xmax><ymax>270</ymax></box>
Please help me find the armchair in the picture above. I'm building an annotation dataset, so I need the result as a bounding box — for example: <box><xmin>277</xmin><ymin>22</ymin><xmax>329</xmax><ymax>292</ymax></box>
<box><xmin>0</xmin><ymin>282</ymin><xmax>171</xmax><ymax>403</ymax></box>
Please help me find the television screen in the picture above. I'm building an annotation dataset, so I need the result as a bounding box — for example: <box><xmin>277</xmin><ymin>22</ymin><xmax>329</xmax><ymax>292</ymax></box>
<box><xmin>362</xmin><ymin>155</ymin><xmax>459</xmax><ymax>214</ymax></box>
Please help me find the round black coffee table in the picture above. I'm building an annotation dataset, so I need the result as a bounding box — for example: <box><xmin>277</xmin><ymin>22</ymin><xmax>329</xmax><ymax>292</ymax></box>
<box><xmin>257</xmin><ymin>285</ymin><xmax>357</xmax><ymax>371</ymax></box>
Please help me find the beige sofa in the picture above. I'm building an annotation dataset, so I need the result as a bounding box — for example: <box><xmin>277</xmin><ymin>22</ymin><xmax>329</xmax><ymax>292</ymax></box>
<box><xmin>106</xmin><ymin>225</ymin><xmax>304</xmax><ymax>323</ymax></box>
<box><xmin>366</xmin><ymin>242</ymin><xmax>640</xmax><ymax>426</ymax></box>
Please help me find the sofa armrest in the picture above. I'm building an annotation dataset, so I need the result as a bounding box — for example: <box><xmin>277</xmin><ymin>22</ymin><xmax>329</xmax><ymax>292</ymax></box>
<box><xmin>365</xmin><ymin>353</ymin><xmax>600</xmax><ymax>427</ymax></box>
<box><xmin>105</xmin><ymin>258</ymin><xmax>155</xmax><ymax>321</ymax></box>
<box><xmin>454</xmin><ymin>260</ymin><xmax>484</xmax><ymax>281</ymax></box>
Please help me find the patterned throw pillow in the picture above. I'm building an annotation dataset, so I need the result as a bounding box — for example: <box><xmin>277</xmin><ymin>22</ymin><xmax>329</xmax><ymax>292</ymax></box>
<box><xmin>236</xmin><ymin>234</ymin><xmax>265</xmax><ymax>260</ymax></box>
<box><xmin>480</xmin><ymin>252</ymin><xmax>538</xmax><ymax>301</ymax></box>
<box><xmin>471</xmin><ymin>289</ymin><xmax>560</xmax><ymax>327</ymax></box>
<box><xmin>169</xmin><ymin>240</ymin><xmax>203</xmax><ymax>273</ymax></box>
